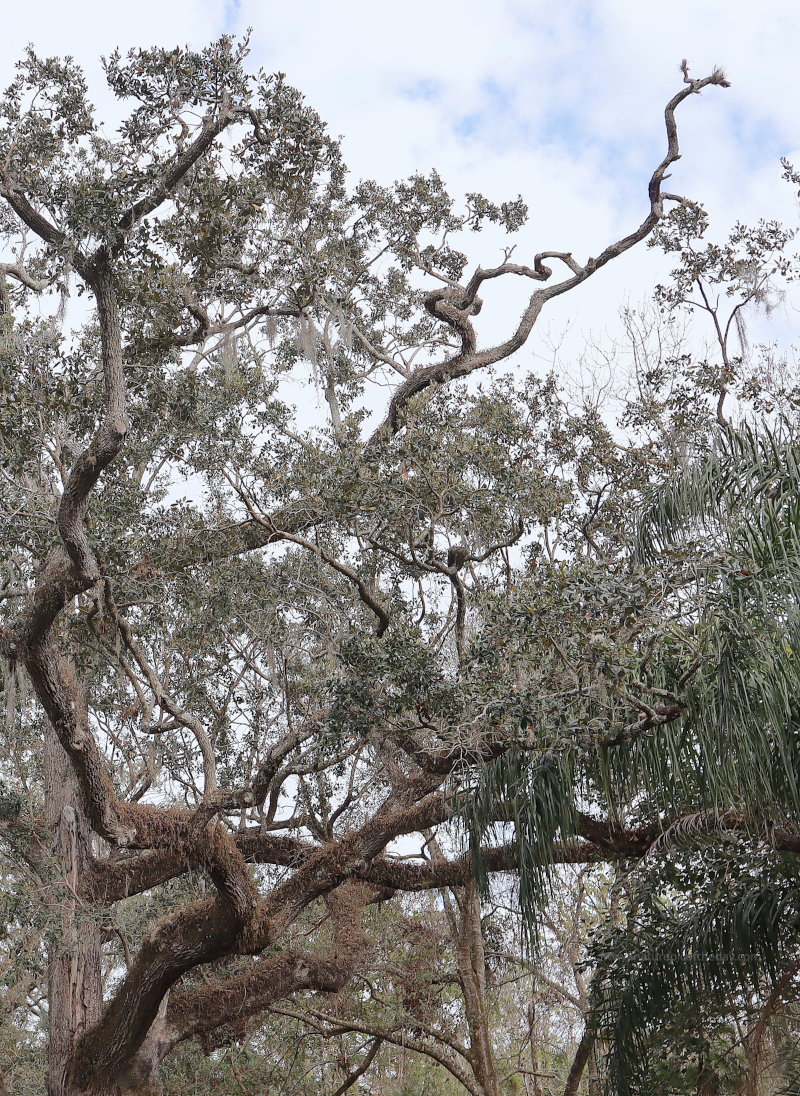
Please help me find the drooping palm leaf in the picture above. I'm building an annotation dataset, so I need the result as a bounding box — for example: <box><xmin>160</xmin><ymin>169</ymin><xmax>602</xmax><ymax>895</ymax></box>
<box><xmin>591</xmin><ymin>425</ymin><xmax>800</xmax><ymax>1090</ymax></box>
<box><xmin>590</xmin><ymin>843</ymin><xmax>800</xmax><ymax>1096</ymax></box>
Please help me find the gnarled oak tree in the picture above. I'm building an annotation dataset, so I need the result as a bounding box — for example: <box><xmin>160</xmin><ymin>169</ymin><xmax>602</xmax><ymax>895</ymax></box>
<box><xmin>0</xmin><ymin>39</ymin><xmax>729</xmax><ymax>1096</ymax></box>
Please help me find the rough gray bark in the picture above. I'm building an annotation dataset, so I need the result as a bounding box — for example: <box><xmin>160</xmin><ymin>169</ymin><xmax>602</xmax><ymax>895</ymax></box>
<box><xmin>45</xmin><ymin>724</ymin><xmax>103</xmax><ymax>1096</ymax></box>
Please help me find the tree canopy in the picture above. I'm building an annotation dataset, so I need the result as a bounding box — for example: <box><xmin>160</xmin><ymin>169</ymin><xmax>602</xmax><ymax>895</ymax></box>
<box><xmin>6</xmin><ymin>34</ymin><xmax>800</xmax><ymax>1096</ymax></box>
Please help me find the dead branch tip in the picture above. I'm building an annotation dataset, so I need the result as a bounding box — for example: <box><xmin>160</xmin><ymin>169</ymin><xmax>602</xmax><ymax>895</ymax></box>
<box><xmin>681</xmin><ymin>58</ymin><xmax>731</xmax><ymax>89</ymax></box>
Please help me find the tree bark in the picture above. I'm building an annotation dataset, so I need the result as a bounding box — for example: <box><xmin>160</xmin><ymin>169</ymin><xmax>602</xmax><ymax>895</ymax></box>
<box><xmin>563</xmin><ymin>1026</ymin><xmax>595</xmax><ymax>1096</ymax></box>
<box><xmin>45</xmin><ymin>723</ymin><xmax>103</xmax><ymax>1096</ymax></box>
<box><xmin>697</xmin><ymin>1048</ymin><xmax>721</xmax><ymax>1096</ymax></box>
<box><xmin>527</xmin><ymin>999</ymin><xmax>544</xmax><ymax>1096</ymax></box>
<box><xmin>458</xmin><ymin>879</ymin><xmax>502</xmax><ymax>1096</ymax></box>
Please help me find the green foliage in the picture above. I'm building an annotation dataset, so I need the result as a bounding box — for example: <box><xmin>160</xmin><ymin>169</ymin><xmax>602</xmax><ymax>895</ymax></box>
<box><xmin>0</xmin><ymin>35</ymin><xmax>794</xmax><ymax>1096</ymax></box>
<box><xmin>591</xmin><ymin>841</ymin><xmax>800</xmax><ymax>1095</ymax></box>
<box><xmin>588</xmin><ymin>423</ymin><xmax>800</xmax><ymax>1089</ymax></box>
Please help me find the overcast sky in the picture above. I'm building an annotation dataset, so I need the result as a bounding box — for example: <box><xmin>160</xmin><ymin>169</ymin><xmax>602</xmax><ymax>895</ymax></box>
<box><xmin>2</xmin><ymin>1</ymin><xmax>798</xmax><ymax>368</ymax></box>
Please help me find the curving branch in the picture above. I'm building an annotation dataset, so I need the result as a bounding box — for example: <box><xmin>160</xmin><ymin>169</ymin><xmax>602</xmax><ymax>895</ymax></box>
<box><xmin>13</xmin><ymin>254</ymin><xmax>129</xmax><ymax>659</ymax></box>
<box><xmin>278</xmin><ymin>1005</ymin><xmax>484</xmax><ymax>1096</ymax></box>
<box><xmin>69</xmin><ymin>897</ymin><xmax>241</xmax><ymax>1091</ymax></box>
<box><xmin>83</xmin><ymin>817</ymin><xmax>664</xmax><ymax>906</ymax></box>
<box><xmin>367</xmin><ymin>65</ymin><xmax>730</xmax><ymax>446</ymax></box>
<box><xmin>0</xmin><ymin>260</ymin><xmax>56</xmax><ymax>307</ymax></box>
<box><xmin>101</xmin><ymin>579</ymin><xmax>219</xmax><ymax>796</ymax></box>
<box><xmin>0</xmin><ymin>179</ymin><xmax>79</xmax><ymax>259</ymax></box>
<box><xmin>230</xmin><ymin>482</ymin><xmax>392</xmax><ymax>636</ymax></box>
<box><xmin>329</xmin><ymin>1036</ymin><xmax>382</xmax><ymax>1096</ymax></box>
<box><xmin>162</xmin><ymin>882</ymin><xmax>371</xmax><ymax>1053</ymax></box>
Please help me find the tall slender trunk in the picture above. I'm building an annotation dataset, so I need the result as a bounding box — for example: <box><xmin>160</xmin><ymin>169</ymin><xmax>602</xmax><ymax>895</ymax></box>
<box><xmin>527</xmin><ymin>999</ymin><xmax>544</xmax><ymax>1096</ymax></box>
<box><xmin>457</xmin><ymin>879</ymin><xmax>502</xmax><ymax>1096</ymax></box>
<box><xmin>697</xmin><ymin>1048</ymin><xmax>721</xmax><ymax>1096</ymax></box>
<box><xmin>45</xmin><ymin>724</ymin><xmax>103</xmax><ymax>1096</ymax></box>
<box><xmin>587</xmin><ymin>1041</ymin><xmax>604</xmax><ymax>1096</ymax></box>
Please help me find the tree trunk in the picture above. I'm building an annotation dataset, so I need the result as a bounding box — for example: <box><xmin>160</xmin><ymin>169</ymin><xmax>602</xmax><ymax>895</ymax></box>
<box><xmin>697</xmin><ymin>1049</ymin><xmax>721</xmax><ymax>1096</ymax></box>
<box><xmin>563</xmin><ymin>1026</ymin><xmax>595</xmax><ymax>1096</ymax></box>
<box><xmin>458</xmin><ymin>879</ymin><xmax>502</xmax><ymax>1096</ymax></box>
<box><xmin>45</xmin><ymin>723</ymin><xmax>103</xmax><ymax>1096</ymax></box>
<box><xmin>587</xmin><ymin>1041</ymin><xmax>603</xmax><ymax>1096</ymax></box>
<box><xmin>527</xmin><ymin>999</ymin><xmax>544</xmax><ymax>1096</ymax></box>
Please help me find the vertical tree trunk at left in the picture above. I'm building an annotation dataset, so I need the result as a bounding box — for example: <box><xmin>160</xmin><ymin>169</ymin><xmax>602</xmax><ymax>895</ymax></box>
<box><xmin>45</xmin><ymin>724</ymin><xmax>103</xmax><ymax>1096</ymax></box>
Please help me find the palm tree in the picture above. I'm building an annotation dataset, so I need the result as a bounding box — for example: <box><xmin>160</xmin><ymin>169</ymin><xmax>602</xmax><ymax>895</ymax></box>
<box><xmin>589</xmin><ymin>424</ymin><xmax>800</xmax><ymax>1095</ymax></box>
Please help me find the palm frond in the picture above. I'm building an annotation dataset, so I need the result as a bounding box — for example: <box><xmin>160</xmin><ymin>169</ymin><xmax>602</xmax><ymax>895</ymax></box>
<box><xmin>466</xmin><ymin>748</ymin><xmax>576</xmax><ymax>949</ymax></box>
<box><xmin>591</xmin><ymin>850</ymin><xmax>800</xmax><ymax>1096</ymax></box>
<box><xmin>635</xmin><ymin>423</ymin><xmax>800</xmax><ymax>565</ymax></box>
<box><xmin>628</xmin><ymin>424</ymin><xmax>800</xmax><ymax>819</ymax></box>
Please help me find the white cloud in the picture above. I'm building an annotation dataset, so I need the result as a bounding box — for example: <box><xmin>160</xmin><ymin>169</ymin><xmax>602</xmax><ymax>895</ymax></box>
<box><xmin>1</xmin><ymin>1</ymin><xmax>223</xmax><ymax>74</ymax></box>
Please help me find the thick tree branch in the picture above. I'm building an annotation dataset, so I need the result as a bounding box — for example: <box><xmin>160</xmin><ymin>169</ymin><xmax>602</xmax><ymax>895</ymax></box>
<box><xmin>0</xmin><ymin>261</ymin><xmax>55</xmax><ymax>293</ymax></box>
<box><xmin>84</xmin><ymin>812</ymin><xmax>670</xmax><ymax>906</ymax></box>
<box><xmin>115</xmin><ymin>100</ymin><xmax>235</xmax><ymax>240</ymax></box>
<box><xmin>15</xmin><ymin>255</ymin><xmax>129</xmax><ymax>656</ymax></box>
<box><xmin>69</xmin><ymin>898</ymin><xmax>240</xmax><ymax>1091</ymax></box>
<box><xmin>55</xmin><ymin>259</ymin><xmax>128</xmax><ymax>581</ymax></box>
<box><xmin>0</xmin><ymin>180</ymin><xmax>79</xmax><ymax>260</ymax></box>
<box><xmin>562</xmin><ymin>1025</ymin><xmax>595</xmax><ymax>1096</ymax></box>
<box><xmin>163</xmin><ymin>882</ymin><xmax>371</xmax><ymax>1051</ymax></box>
<box><xmin>69</xmin><ymin>776</ymin><xmax>444</xmax><ymax>1087</ymax></box>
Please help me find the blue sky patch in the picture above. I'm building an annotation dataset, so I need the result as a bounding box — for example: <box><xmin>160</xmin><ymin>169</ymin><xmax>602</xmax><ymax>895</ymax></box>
<box><xmin>455</xmin><ymin>112</ymin><xmax>481</xmax><ymax>139</ymax></box>
<box><xmin>453</xmin><ymin>77</ymin><xmax>522</xmax><ymax>145</ymax></box>
<box><xmin>401</xmin><ymin>78</ymin><xmax>442</xmax><ymax>102</ymax></box>
<box><xmin>729</xmin><ymin>108</ymin><xmax>791</xmax><ymax>167</ymax></box>
<box><xmin>223</xmin><ymin>0</ymin><xmax>242</xmax><ymax>33</ymax></box>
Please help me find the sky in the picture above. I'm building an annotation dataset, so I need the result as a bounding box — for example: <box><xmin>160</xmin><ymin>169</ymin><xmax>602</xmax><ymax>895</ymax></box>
<box><xmin>1</xmin><ymin>0</ymin><xmax>799</xmax><ymax>370</ymax></box>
